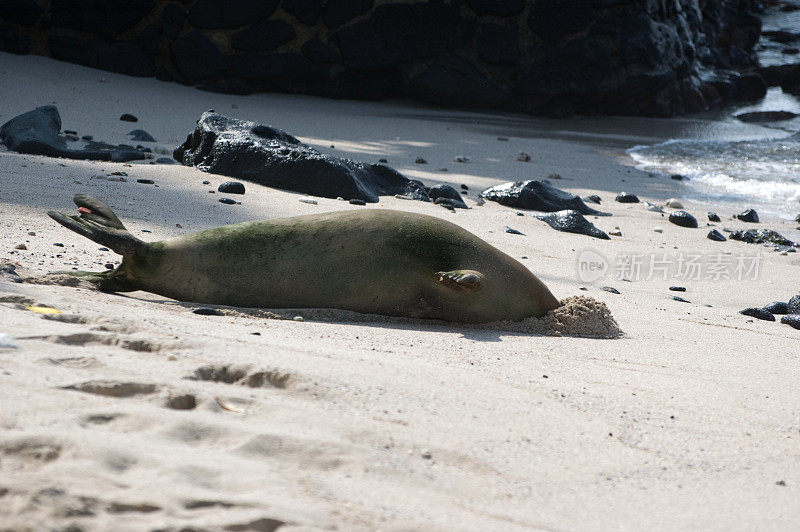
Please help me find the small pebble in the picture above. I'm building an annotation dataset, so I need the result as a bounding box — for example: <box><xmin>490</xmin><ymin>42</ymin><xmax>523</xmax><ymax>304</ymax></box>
<box><xmin>378</xmin><ymin>158</ymin><xmax>388</xmax><ymax>163</ymax></box>
<box><xmin>415</xmin><ymin>157</ymin><xmax>427</xmax><ymax>164</ymax></box>
<box><xmin>395</xmin><ymin>194</ymin><xmax>412</xmax><ymax>200</ymax></box>
<box><xmin>497</xmin><ymin>136</ymin><xmax>509</xmax><ymax>141</ymax></box>
<box><xmin>516</xmin><ymin>212</ymin><xmax>524</xmax><ymax>216</ymax></box>
<box><xmin>609</xmin><ymin>230</ymin><xmax>622</xmax><ymax>236</ymax></box>
<box><xmin>653</xmin><ymin>227</ymin><xmax>663</xmax><ymax>233</ymax></box>
<box><xmin>585</xmin><ymin>194</ymin><xmax>602</xmax><ymax>204</ymax></box>
<box><xmin>218</xmin><ymin>198</ymin><xmax>237</xmax><ymax>205</ymax></box>
<box><xmin>349</xmin><ymin>199</ymin><xmax>366</xmax><ymax>206</ymax></box>
<box><xmin>664</xmin><ymin>198</ymin><xmax>684</xmax><ymax>209</ymax></box>
<box><xmin>293</xmin><ymin>316</ymin><xmax>304</xmax><ymax>322</ymax></box>
<box><xmin>708</xmin><ymin>212</ymin><xmax>721</xmax><ymax>222</ymax></box>
<box><xmin>81</xmin><ymin>135</ymin><xmax>93</xmax><ymax>141</ymax></box>
<box><xmin>780</xmin><ymin>314</ymin><xmax>800</xmax><ymax>330</ymax></box>
<box><xmin>707</xmin><ymin>229</ymin><xmax>727</xmax><ymax>241</ymax></box>
<box><xmin>421</xmin><ymin>450</ymin><xmax>432</xmax><ymax>460</ymax></box>
<box><xmin>137</xmin><ymin>179</ymin><xmax>155</xmax><ymax>184</ymax></box>
<box><xmin>602</xmin><ymin>286</ymin><xmax>620</xmax><ymax>294</ymax></box>
<box><xmin>672</xmin><ymin>296</ymin><xmax>690</xmax><ymax>303</ymax></box>
<box><xmin>517</xmin><ymin>152</ymin><xmax>531</xmax><ymax>162</ymax></box>
<box><xmin>454</xmin><ymin>155</ymin><xmax>469</xmax><ymax>163</ymax></box>
<box><xmin>460</xmin><ymin>184</ymin><xmax>469</xmax><ymax>190</ymax></box>
<box><xmin>110</xmin><ymin>171</ymin><xmax>127</xmax><ymax>176</ymax></box>
<box><xmin>202</xmin><ymin>180</ymin><xmax>210</xmax><ymax>185</ymax></box>
<box><xmin>218</xmin><ymin>181</ymin><xmax>246</xmax><ymax>194</ymax></box>
<box><xmin>670</xmin><ymin>174</ymin><xmax>684</xmax><ymax>180</ymax></box>
<box><xmin>28</xmin><ymin>231</ymin><xmax>35</xmax><ymax>236</ymax></box>
<box><xmin>504</xmin><ymin>226</ymin><xmax>524</xmax><ymax>235</ymax></box>
<box><xmin>615</xmin><ymin>192</ymin><xmax>639</xmax><ymax>203</ymax></box>
<box><xmin>63</xmin><ymin>129</ymin><xmax>77</xmax><ymax>135</ymax></box>
<box><xmin>120</xmin><ymin>113</ymin><xmax>138</xmax><ymax>122</ymax></box>
<box><xmin>99</xmin><ymin>247</ymin><xmax>109</xmax><ymax>251</ymax></box>
<box><xmin>739</xmin><ymin>308</ymin><xmax>775</xmax><ymax>321</ymax></box>
<box><xmin>14</xmin><ymin>244</ymin><xmax>26</xmax><ymax>250</ymax></box>
<box><xmin>193</xmin><ymin>308</ymin><xmax>223</xmax><ymax>316</ymax></box>
<box><xmin>105</xmin><ymin>263</ymin><xmax>114</xmax><ymax>269</ymax></box>
<box><xmin>669</xmin><ymin>286</ymin><xmax>686</xmax><ymax>292</ymax></box>
<box><xmin>299</xmin><ymin>197</ymin><xmax>318</xmax><ymax>205</ymax></box>
<box><xmin>251</xmin><ymin>332</ymin><xmax>261</xmax><ymax>335</ymax></box>
<box><xmin>54</xmin><ymin>242</ymin><xmax>64</xmax><ymax>247</ymax></box>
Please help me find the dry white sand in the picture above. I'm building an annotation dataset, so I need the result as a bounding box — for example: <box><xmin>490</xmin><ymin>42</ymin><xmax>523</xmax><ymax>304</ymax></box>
<box><xmin>1</xmin><ymin>53</ymin><xmax>799</xmax><ymax>531</ymax></box>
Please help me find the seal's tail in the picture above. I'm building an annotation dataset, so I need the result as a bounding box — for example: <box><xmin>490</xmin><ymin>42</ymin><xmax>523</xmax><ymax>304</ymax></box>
<box><xmin>48</xmin><ymin>194</ymin><xmax>146</xmax><ymax>256</ymax></box>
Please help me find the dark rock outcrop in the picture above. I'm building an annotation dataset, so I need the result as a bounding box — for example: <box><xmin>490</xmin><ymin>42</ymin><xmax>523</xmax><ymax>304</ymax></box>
<box><xmin>789</xmin><ymin>295</ymin><xmax>800</xmax><ymax>314</ymax></box>
<box><xmin>0</xmin><ymin>106</ymin><xmax>145</xmax><ymax>162</ymax></box>
<box><xmin>428</xmin><ymin>184</ymin><xmax>467</xmax><ymax>209</ymax></box>
<box><xmin>615</xmin><ymin>192</ymin><xmax>640</xmax><ymax>203</ymax></box>
<box><xmin>481</xmin><ymin>180</ymin><xmax>606</xmax><ymax>216</ymax></box>
<box><xmin>174</xmin><ymin>111</ymin><xmax>421</xmax><ymax>202</ymax></box>
<box><xmin>739</xmin><ymin>307</ymin><xmax>775</xmax><ymax>321</ymax></box>
<box><xmin>707</xmin><ymin>229</ymin><xmax>727</xmax><ymax>241</ymax></box>
<box><xmin>781</xmin><ymin>314</ymin><xmax>800</xmax><ymax>330</ymax></box>
<box><xmin>763</xmin><ymin>301</ymin><xmax>789</xmax><ymax>314</ymax></box>
<box><xmin>533</xmin><ymin>210</ymin><xmax>610</xmax><ymax>240</ymax></box>
<box><xmin>736</xmin><ymin>208</ymin><xmax>759</xmax><ymax>223</ymax></box>
<box><xmin>729</xmin><ymin>229</ymin><xmax>797</xmax><ymax>246</ymax></box>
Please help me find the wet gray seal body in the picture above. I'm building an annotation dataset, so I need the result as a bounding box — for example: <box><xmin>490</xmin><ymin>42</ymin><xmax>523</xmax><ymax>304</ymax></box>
<box><xmin>49</xmin><ymin>195</ymin><xmax>559</xmax><ymax>322</ymax></box>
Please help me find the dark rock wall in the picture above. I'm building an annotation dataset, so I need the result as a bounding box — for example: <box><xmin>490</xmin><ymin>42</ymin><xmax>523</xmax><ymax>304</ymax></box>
<box><xmin>0</xmin><ymin>0</ymin><xmax>766</xmax><ymax>116</ymax></box>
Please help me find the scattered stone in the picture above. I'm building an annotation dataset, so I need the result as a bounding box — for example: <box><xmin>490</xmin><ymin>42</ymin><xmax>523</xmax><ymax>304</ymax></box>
<box><xmin>497</xmin><ymin>137</ymin><xmax>509</xmax><ymax>141</ymax></box>
<box><xmin>127</xmin><ymin>129</ymin><xmax>156</xmax><ymax>142</ymax></box>
<box><xmin>707</xmin><ymin>229</ymin><xmax>727</xmax><ymax>241</ymax></box>
<box><xmin>708</xmin><ymin>212</ymin><xmax>721</xmax><ymax>222</ymax></box>
<box><xmin>120</xmin><ymin>113</ymin><xmax>138</xmax><ymax>122</ymax></box>
<box><xmin>395</xmin><ymin>194</ymin><xmax>412</xmax><ymax>200</ymax></box>
<box><xmin>653</xmin><ymin>227</ymin><xmax>663</xmax><ymax>233</ymax></box>
<box><xmin>175</xmin><ymin>111</ymin><xmax>423</xmax><ymax>203</ymax></box>
<box><xmin>378</xmin><ymin>158</ymin><xmax>388</xmax><ymax>163</ymax></box>
<box><xmin>789</xmin><ymin>295</ymin><xmax>800</xmax><ymax>314</ymax></box>
<box><xmin>293</xmin><ymin>316</ymin><xmax>304</xmax><ymax>322</ymax></box>
<box><xmin>664</xmin><ymin>198</ymin><xmax>684</xmax><ymax>209</ymax></box>
<box><xmin>428</xmin><ymin>184</ymin><xmax>467</xmax><ymax>208</ymax></box>
<box><xmin>736</xmin><ymin>209</ymin><xmax>759</xmax><ymax>223</ymax></box>
<box><xmin>781</xmin><ymin>314</ymin><xmax>800</xmax><ymax>330</ymax></box>
<box><xmin>299</xmin><ymin>197</ymin><xmax>318</xmax><ymax>205</ymax></box>
<box><xmin>609</xmin><ymin>230</ymin><xmax>622</xmax><ymax>236</ymax></box>
<box><xmin>668</xmin><ymin>210</ymin><xmax>698</xmax><ymax>228</ymax></box>
<box><xmin>763</xmin><ymin>301</ymin><xmax>789</xmax><ymax>314</ymax></box>
<box><xmin>0</xmin><ymin>106</ymin><xmax>145</xmax><ymax>162</ymax></box>
<box><xmin>192</xmin><ymin>307</ymin><xmax>222</xmax><ymax>316</ymax></box>
<box><xmin>63</xmin><ymin>129</ymin><xmax>77</xmax><ymax>135</ymax></box>
<box><xmin>421</xmin><ymin>450</ymin><xmax>432</xmax><ymax>460</ymax></box>
<box><xmin>81</xmin><ymin>135</ymin><xmax>93</xmax><ymax>141</ymax></box>
<box><xmin>218</xmin><ymin>197</ymin><xmax>237</xmax><ymax>205</ymax></box>
<box><xmin>460</xmin><ymin>184</ymin><xmax>469</xmax><ymax>190</ymax></box>
<box><xmin>136</xmin><ymin>179</ymin><xmax>155</xmax><ymax>184</ymax></box>
<box><xmin>740</xmin><ymin>307</ymin><xmax>775</xmax><ymax>321</ymax></box>
<box><xmin>729</xmin><ymin>229</ymin><xmax>797</xmax><ymax>247</ymax></box>
<box><xmin>218</xmin><ymin>181</ymin><xmax>246</xmax><ymax>194</ymax></box>
<box><xmin>454</xmin><ymin>155</ymin><xmax>469</xmax><ymax>163</ymax></box>
<box><xmin>517</xmin><ymin>152</ymin><xmax>531</xmax><ymax>162</ymax></box>
<box><xmin>615</xmin><ymin>192</ymin><xmax>639</xmax><ymax>203</ymax></box>
<box><xmin>584</xmin><ymin>194</ymin><xmax>601</xmax><ymax>204</ymax></box>
<box><xmin>415</xmin><ymin>157</ymin><xmax>427</xmax><ymax>164</ymax></box>
<box><xmin>643</xmin><ymin>201</ymin><xmax>663</xmax><ymax>213</ymax></box>
<box><xmin>481</xmin><ymin>180</ymin><xmax>606</xmax><ymax>215</ymax></box>
<box><xmin>348</xmin><ymin>199</ymin><xmax>366</xmax><ymax>206</ymax></box>
<box><xmin>14</xmin><ymin>243</ymin><xmax>26</xmax><ymax>250</ymax></box>
<box><xmin>53</xmin><ymin>242</ymin><xmax>64</xmax><ymax>247</ymax></box>
<box><xmin>533</xmin><ymin>210</ymin><xmax>609</xmax><ymax>239</ymax></box>
<box><xmin>156</xmin><ymin>157</ymin><xmax>176</xmax><ymax>164</ymax></box>
<box><xmin>504</xmin><ymin>226</ymin><xmax>524</xmax><ymax>235</ymax></box>
<box><xmin>670</xmin><ymin>174</ymin><xmax>685</xmax><ymax>180</ymax></box>
<box><xmin>669</xmin><ymin>286</ymin><xmax>686</xmax><ymax>292</ymax></box>
<box><xmin>672</xmin><ymin>296</ymin><xmax>690</xmax><ymax>303</ymax></box>
<box><xmin>602</xmin><ymin>286</ymin><xmax>620</xmax><ymax>294</ymax></box>
<box><xmin>734</xmin><ymin>111</ymin><xmax>799</xmax><ymax>122</ymax></box>
<box><xmin>202</xmin><ymin>180</ymin><xmax>210</xmax><ymax>185</ymax></box>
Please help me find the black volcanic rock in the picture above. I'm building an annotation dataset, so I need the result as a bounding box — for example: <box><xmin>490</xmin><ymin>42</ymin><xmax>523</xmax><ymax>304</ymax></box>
<box><xmin>735</xmin><ymin>110</ymin><xmax>799</xmax><ymax>122</ymax></box>
<box><xmin>668</xmin><ymin>210</ymin><xmax>698</xmax><ymax>228</ymax></box>
<box><xmin>127</xmin><ymin>129</ymin><xmax>155</xmax><ymax>142</ymax></box>
<box><xmin>428</xmin><ymin>184</ymin><xmax>467</xmax><ymax>209</ymax></box>
<box><xmin>789</xmin><ymin>295</ymin><xmax>800</xmax><ymax>314</ymax></box>
<box><xmin>533</xmin><ymin>210</ymin><xmax>609</xmax><ymax>239</ymax></box>
<box><xmin>174</xmin><ymin>111</ymin><xmax>422</xmax><ymax>203</ymax></box>
<box><xmin>707</xmin><ymin>229</ymin><xmax>727</xmax><ymax>241</ymax></box>
<box><xmin>729</xmin><ymin>229</ymin><xmax>797</xmax><ymax>247</ymax></box>
<box><xmin>736</xmin><ymin>209</ymin><xmax>759</xmax><ymax>223</ymax></box>
<box><xmin>409</xmin><ymin>56</ymin><xmax>509</xmax><ymax>107</ymax></box>
<box><xmin>763</xmin><ymin>301</ymin><xmax>789</xmax><ymax>315</ymax></box>
<box><xmin>218</xmin><ymin>181</ymin><xmax>245</xmax><ymax>195</ymax></box>
<box><xmin>615</xmin><ymin>192</ymin><xmax>639</xmax><ymax>203</ymax></box>
<box><xmin>708</xmin><ymin>212</ymin><xmax>721</xmax><ymax>222</ymax></box>
<box><xmin>739</xmin><ymin>307</ymin><xmax>775</xmax><ymax>321</ymax></box>
<box><xmin>481</xmin><ymin>180</ymin><xmax>606</xmax><ymax>215</ymax></box>
<box><xmin>0</xmin><ymin>106</ymin><xmax>145</xmax><ymax>162</ymax></box>
<box><xmin>188</xmin><ymin>0</ymin><xmax>278</xmax><ymax>29</ymax></box>
<box><xmin>781</xmin><ymin>314</ymin><xmax>800</xmax><ymax>330</ymax></box>
<box><xmin>170</xmin><ymin>31</ymin><xmax>227</xmax><ymax>80</ymax></box>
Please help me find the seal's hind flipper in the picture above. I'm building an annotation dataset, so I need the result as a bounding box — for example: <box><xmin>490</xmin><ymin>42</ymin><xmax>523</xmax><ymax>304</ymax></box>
<box><xmin>435</xmin><ymin>270</ymin><xmax>484</xmax><ymax>292</ymax></box>
<box><xmin>48</xmin><ymin>194</ymin><xmax>146</xmax><ymax>257</ymax></box>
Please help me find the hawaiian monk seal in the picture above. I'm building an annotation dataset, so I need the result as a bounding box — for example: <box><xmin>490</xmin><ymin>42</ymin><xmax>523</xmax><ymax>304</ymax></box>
<box><xmin>48</xmin><ymin>194</ymin><xmax>559</xmax><ymax>322</ymax></box>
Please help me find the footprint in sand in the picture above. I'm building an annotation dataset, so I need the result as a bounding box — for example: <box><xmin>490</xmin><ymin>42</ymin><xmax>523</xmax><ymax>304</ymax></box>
<box><xmin>188</xmin><ymin>364</ymin><xmax>291</xmax><ymax>389</ymax></box>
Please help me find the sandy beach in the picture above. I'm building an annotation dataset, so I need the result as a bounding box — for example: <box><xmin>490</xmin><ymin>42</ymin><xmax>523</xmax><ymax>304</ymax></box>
<box><xmin>1</xmin><ymin>53</ymin><xmax>799</xmax><ymax>531</ymax></box>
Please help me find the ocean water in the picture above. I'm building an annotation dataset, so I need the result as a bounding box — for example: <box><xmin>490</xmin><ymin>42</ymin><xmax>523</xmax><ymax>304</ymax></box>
<box><xmin>628</xmin><ymin>88</ymin><xmax>800</xmax><ymax>221</ymax></box>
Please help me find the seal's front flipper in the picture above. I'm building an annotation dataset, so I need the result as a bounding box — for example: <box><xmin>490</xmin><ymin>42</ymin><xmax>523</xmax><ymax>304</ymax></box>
<box><xmin>48</xmin><ymin>194</ymin><xmax>146</xmax><ymax>257</ymax></box>
<box><xmin>436</xmin><ymin>269</ymin><xmax>484</xmax><ymax>293</ymax></box>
